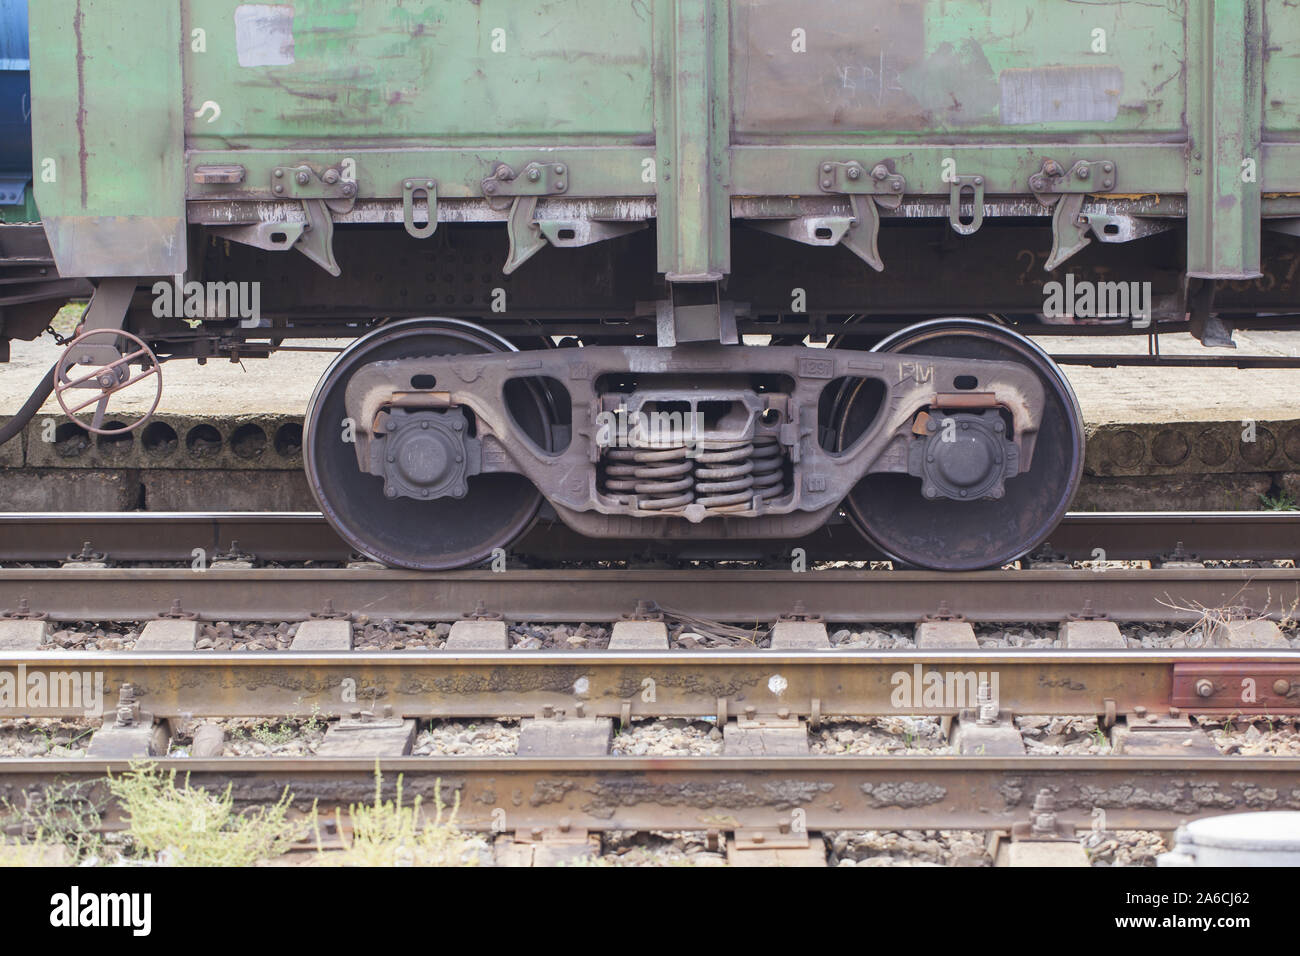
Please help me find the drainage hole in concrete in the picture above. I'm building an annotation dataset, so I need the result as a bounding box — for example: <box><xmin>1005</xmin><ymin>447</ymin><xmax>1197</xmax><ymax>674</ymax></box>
<box><xmin>185</xmin><ymin>424</ymin><xmax>223</xmax><ymax>458</ymax></box>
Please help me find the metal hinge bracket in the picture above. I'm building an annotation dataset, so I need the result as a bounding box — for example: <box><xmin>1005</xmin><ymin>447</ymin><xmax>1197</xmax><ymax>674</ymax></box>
<box><xmin>265</xmin><ymin>166</ymin><xmax>353</xmax><ymax>276</ymax></box>
<box><xmin>1029</xmin><ymin>159</ymin><xmax>1119</xmax><ymax>271</ymax></box>
<box><xmin>209</xmin><ymin>220</ymin><xmax>305</xmax><ymax>253</ymax></box>
<box><xmin>816</xmin><ymin>160</ymin><xmax>906</xmax><ymax>272</ymax></box>
<box><xmin>271</xmin><ymin>164</ymin><xmax>358</xmax><ymax>211</ymax></box>
<box><xmin>482</xmin><ymin>162</ymin><xmax>569</xmax><ymax>203</ymax></box>
<box><xmin>1029</xmin><ymin>159</ymin><xmax>1118</xmax><ymax>202</ymax></box>
<box><xmin>481</xmin><ymin>163</ymin><xmax>572</xmax><ymax>274</ymax></box>
<box><xmin>536</xmin><ymin>219</ymin><xmax>647</xmax><ymax>247</ymax></box>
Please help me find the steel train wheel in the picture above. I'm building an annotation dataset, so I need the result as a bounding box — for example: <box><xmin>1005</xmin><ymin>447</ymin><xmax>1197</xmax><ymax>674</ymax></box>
<box><xmin>835</xmin><ymin>318</ymin><xmax>1084</xmax><ymax>570</ymax></box>
<box><xmin>304</xmin><ymin>318</ymin><xmax>550</xmax><ymax>570</ymax></box>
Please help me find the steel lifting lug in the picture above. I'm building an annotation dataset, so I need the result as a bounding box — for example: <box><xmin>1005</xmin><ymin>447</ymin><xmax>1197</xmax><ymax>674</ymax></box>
<box><xmin>948</xmin><ymin>175</ymin><xmax>985</xmax><ymax>235</ymax></box>
<box><xmin>401</xmin><ymin>179</ymin><xmax>438</xmax><ymax>239</ymax></box>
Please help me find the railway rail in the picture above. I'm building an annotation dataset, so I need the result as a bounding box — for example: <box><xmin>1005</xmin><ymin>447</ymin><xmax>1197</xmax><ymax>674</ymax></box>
<box><xmin>1</xmin><ymin>512</ymin><xmax>1297</xmax><ymax>863</ymax></box>
<box><xmin>0</xmin><ymin>645</ymin><xmax>1296</xmax><ymax>854</ymax></box>
<box><xmin>0</xmin><ymin>566</ymin><xmax>1297</xmax><ymax>624</ymax></box>
<box><xmin>3</xmin><ymin>510</ymin><xmax>1298</xmax><ymax>565</ymax></box>
<box><xmin>0</xmin><ymin>650</ymin><xmax>1293</xmax><ymax>719</ymax></box>
<box><xmin>2</xmin><ymin>756</ymin><xmax>1297</xmax><ymax>837</ymax></box>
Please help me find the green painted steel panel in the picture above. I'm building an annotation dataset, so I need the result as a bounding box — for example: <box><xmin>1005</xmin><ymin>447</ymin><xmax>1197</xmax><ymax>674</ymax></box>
<box><xmin>24</xmin><ymin>0</ymin><xmax>1298</xmax><ymax>283</ymax></box>
<box><xmin>731</xmin><ymin>0</ymin><xmax>1187</xmax><ymax>138</ymax></box>
<box><xmin>182</xmin><ymin>0</ymin><xmax>654</xmax><ymax>146</ymax></box>
<box><xmin>654</xmin><ymin>0</ymin><xmax>730</xmax><ymax>279</ymax></box>
<box><xmin>1186</xmin><ymin>0</ymin><xmax>1262</xmax><ymax>279</ymax></box>
<box><xmin>30</xmin><ymin>0</ymin><xmax>186</xmax><ymax>277</ymax></box>
<box><xmin>186</xmin><ymin>147</ymin><xmax>654</xmax><ymax>201</ymax></box>
<box><xmin>1263</xmin><ymin>0</ymin><xmax>1300</xmax><ymax>139</ymax></box>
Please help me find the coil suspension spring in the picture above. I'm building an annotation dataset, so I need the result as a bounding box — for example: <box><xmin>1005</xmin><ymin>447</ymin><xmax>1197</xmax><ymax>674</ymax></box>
<box><xmin>603</xmin><ymin>436</ymin><xmax>785</xmax><ymax>513</ymax></box>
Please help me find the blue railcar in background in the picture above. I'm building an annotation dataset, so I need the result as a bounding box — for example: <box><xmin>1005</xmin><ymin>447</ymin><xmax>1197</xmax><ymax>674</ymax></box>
<box><xmin>0</xmin><ymin>0</ymin><xmax>31</xmax><ymax>213</ymax></box>
<box><xmin>0</xmin><ymin>0</ymin><xmax>89</xmax><ymax>356</ymax></box>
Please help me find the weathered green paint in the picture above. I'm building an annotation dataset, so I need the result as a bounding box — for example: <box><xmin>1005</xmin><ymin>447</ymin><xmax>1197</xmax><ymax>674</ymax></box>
<box><xmin>30</xmin><ymin>0</ymin><xmax>185</xmax><ymax>277</ymax></box>
<box><xmin>1187</xmin><ymin>0</ymin><xmax>1263</xmax><ymax>279</ymax></box>
<box><xmin>26</xmin><ymin>0</ymin><xmax>1300</xmax><ymax>283</ymax></box>
<box><xmin>188</xmin><ymin>148</ymin><xmax>653</xmax><ymax>202</ymax></box>
<box><xmin>1262</xmin><ymin>0</ymin><xmax>1300</xmax><ymax>138</ymax></box>
<box><xmin>654</xmin><ymin>0</ymin><xmax>730</xmax><ymax>279</ymax></box>
<box><xmin>182</xmin><ymin>0</ymin><xmax>654</xmax><ymax>146</ymax></box>
<box><xmin>730</xmin><ymin>0</ymin><xmax>1188</xmax><ymax>137</ymax></box>
<box><xmin>730</xmin><ymin>144</ymin><xmax>1191</xmax><ymax>196</ymax></box>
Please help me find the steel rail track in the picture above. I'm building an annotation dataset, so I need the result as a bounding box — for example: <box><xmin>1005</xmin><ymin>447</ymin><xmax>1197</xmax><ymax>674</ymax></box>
<box><xmin>2</xmin><ymin>515</ymin><xmax>1295</xmax><ymax>854</ymax></box>
<box><xmin>0</xmin><ymin>650</ymin><xmax>1293</xmax><ymax>719</ymax></box>
<box><xmin>2</xmin><ymin>511</ymin><xmax>1298</xmax><ymax>564</ymax></box>
<box><xmin>4</xmin><ymin>755</ymin><xmax>1298</xmax><ymax>833</ymax></box>
<box><xmin>2</xmin><ymin>566</ymin><xmax>1298</xmax><ymax>623</ymax></box>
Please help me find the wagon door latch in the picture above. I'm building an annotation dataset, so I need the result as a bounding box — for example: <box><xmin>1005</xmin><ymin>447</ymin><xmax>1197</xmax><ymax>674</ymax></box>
<box><xmin>481</xmin><ymin>162</ymin><xmax>570</xmax><ymax>274</ymax></box>
<box><xmin>814</xmin><ymin>161</ymin><xmax>906</xmax><ymax>272</ymax></box>
<box><xmin>1029</xmin><ymin>159</ymin><xmax>1118</xmax><ymax>271</ymax></box>
<box><xmin>268</xmin><ymin>164</ymin><xmax>360</xmax><ymax>277</ymax></box>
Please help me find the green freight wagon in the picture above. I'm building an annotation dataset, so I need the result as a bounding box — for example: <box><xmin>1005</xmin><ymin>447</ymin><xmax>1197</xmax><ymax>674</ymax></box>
<box><xmin>9</xmin><ymin>0</ymin><xmax>1300</xmax><ymax>569</ymax></box>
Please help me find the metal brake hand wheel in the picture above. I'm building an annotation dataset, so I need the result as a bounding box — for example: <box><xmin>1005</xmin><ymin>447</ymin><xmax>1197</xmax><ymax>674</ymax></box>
<box><xmin>54</xmin><ymin>328</ymin><xmax>162</xmax><ymax>435</ymax></box>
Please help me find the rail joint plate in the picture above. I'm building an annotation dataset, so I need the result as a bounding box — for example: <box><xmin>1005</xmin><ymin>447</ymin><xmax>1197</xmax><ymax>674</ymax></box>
<box><xmin>1171</xmin><ymin>662</ymin><xmax>1300</xmax><ymax>712</ymax></box>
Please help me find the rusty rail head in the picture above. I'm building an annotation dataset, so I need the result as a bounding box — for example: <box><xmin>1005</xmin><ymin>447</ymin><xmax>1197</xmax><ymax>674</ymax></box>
<box><xmin>1</xmin><ymin>564</ymin><xmax>1298</xmax><ymax>623</ymax></box>
<box><xmin>0</xmin><ymin>650</ymin><xmax>1293</xmax><ymax>720</ymax></box>
<box><xmin>4</xmin><ymin>755</ymin><xmax>1298</xmax><ymax>834</ymax></box>
<box><xmin>2</xmin><ymin>512</ymin><xmax>1299</xmax><ymax>565</ymax></box>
